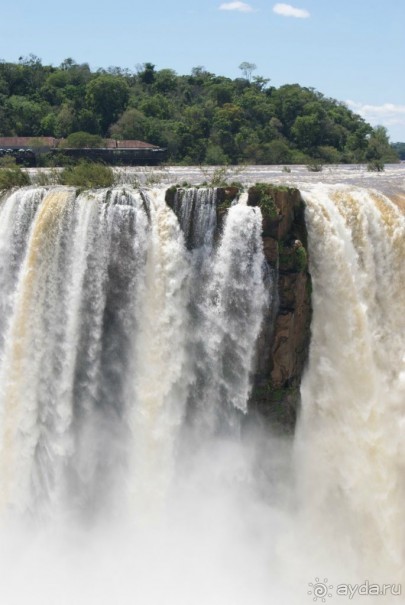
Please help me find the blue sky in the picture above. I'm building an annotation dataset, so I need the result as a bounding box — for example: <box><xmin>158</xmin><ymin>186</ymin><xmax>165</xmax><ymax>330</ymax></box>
<box><xmin>1</xmin><ymin>0</ymin><xmax>404</xmax><ymax>141</ymax></box>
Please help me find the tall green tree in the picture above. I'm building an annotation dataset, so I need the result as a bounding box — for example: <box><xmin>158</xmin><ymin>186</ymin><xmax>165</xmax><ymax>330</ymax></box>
<box><xmin>239</xmin><ymin>62</ymin><xmax>257</xmax><ymax>81</ymax></box>
<box><xmin>366</xmin><ymin>125</ymin><xmax>398</xmax><ymax>162</ymax></box>
<box><xmin>85</xmin><ymin>75</ymin><xmax>129</xmax><ymax>133</ymax></box>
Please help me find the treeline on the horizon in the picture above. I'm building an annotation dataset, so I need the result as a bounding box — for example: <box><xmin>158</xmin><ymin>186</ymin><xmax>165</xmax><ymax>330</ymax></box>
<box><xmin>392</xmin><ymin>142</ymin><xmax>405</xmax><ymax>160</ymax></box>
<box><xmin>0</xmin><ymin>55</ymin><xmax>399</xmax><ymax>166</ymax></box>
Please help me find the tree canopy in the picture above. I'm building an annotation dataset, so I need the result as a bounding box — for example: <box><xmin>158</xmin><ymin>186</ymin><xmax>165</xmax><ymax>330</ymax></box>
<box><xmin>0</xmin><ymin>56</ymin><xmax>399</xmax><ymax>165</ymax></box>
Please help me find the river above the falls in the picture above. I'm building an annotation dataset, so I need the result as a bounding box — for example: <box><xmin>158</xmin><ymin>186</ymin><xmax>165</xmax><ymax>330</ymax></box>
<box><xmin>112</xmin><ymin>162</ymin><xmax>405</xmax><ymax>195</ymax></box>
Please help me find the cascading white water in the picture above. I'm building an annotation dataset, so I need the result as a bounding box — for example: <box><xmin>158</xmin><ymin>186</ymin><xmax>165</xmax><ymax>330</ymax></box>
<box><xmin>296</xmin><ymin>184</ymin><xmax>405</xmax><ymax>584</ymax></box>
<box><xmin>0</xmin><ymin>188</ymin><xmax>45</xmax><ymax>348</ymax></box>
<box><xmin>127</xmin><ymin>190</ymin><xmax>191</xmax><ymax>517</ymax></box>
<box><xmin>171</xmin><ymin>188</ymin><xmax>268</xmax><ymax>438</ymax></box>
<box><xmin>0</xmin><ymin>185</ymin><xmax>267</xmax><ymax>520</ymax></box>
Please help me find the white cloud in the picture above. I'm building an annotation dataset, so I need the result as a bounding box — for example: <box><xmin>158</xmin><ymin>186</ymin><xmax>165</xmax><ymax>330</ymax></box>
<box><xmin>346</xmin><ymin>101</ymin><xmax>405</xmax><ymax>128</ymax></box>
<box><xmin>219</xmin><ymin>2</ymin><xmax>255</xmax><ymax>12</ymax></box>
<box><xmin>273</xmin><ymin>3</ymin><xmax>310</xmax><ymax>18</ymax></box>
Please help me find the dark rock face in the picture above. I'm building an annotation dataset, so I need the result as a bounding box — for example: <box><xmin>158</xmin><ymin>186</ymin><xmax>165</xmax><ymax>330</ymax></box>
<box><xmin>247</xmin><ymin>185</ymin><xmax>312</xmax><ymax>432</ymax></box>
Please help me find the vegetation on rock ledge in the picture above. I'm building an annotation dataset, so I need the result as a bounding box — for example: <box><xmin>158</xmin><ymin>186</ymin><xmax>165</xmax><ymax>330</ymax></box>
<box><xmin>0</xmin><ymin>156</ymin><xmax>30</xmax><ymax>189</ymax></box>
<box><xmin>59</xmin><ymin>161</ymin><xmax>115</xmax><ymax>189</ymax></box>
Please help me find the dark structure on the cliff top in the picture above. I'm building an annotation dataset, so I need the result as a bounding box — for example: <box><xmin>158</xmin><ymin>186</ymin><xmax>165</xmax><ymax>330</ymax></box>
<box><xmin>0</xmin><ymin>137</ymin><xmax>167</xmax><ymax>166</ymax></box>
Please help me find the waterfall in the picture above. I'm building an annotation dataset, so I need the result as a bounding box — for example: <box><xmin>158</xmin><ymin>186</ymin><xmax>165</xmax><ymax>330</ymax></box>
<box><xmin>296</xmin><ymin>184</ymin><xmax>405</xmax><ymax>580</ymax></box>
<box><xmin>171</xmin><ymin>188</ymin><xmax>268</xmax><ymax>438</ymax></box>
<box><xmin>172</xmin><ymin>187</ymin><xmax>217</xmax><ymax>250</ymax></box>
<box><xmin>1</xmin><ymin>180</ymin><xmax>404</xmax><ymax>604</ymax></box>
<box><xmin>0</xmin><ymin>186</ymin><xmax>267</xmax><ymax>519</ymax></box>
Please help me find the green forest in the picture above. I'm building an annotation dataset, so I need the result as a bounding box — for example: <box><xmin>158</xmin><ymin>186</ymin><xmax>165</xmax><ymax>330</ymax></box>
<box><xmin>392</xmin><ymin>142</ymin><xmax>405</xmax><ymax>160</ymax></box>
<box><xmin>0</xmin><ymin>55</ymin><xmax>399</xmax><ymax>165</ymax></box>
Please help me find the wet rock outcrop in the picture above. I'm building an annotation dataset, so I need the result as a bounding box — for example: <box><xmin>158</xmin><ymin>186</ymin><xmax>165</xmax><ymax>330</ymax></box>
<box><xmin>247</xmin><ymin>185</ymin><xmax>312</xmax><ymax>431</ymax></box>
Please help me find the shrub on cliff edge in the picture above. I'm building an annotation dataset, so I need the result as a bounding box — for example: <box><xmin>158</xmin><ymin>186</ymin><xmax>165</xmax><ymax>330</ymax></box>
<box><xmin>59</xmin><ymin>161</ymin><xmax>115</xmax><ymax>188</ymax></box>
<box><xmin>0</xmin><ymin>165</ymin><xmax>30</xmax><ymax>190</ymax></box>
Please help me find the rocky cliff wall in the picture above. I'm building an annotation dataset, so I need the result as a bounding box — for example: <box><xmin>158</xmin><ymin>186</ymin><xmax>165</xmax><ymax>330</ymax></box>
<box><xmin>246</xmin><ymin>185</ymin><xmax>312</xmax><ymax>431</ymax></box>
